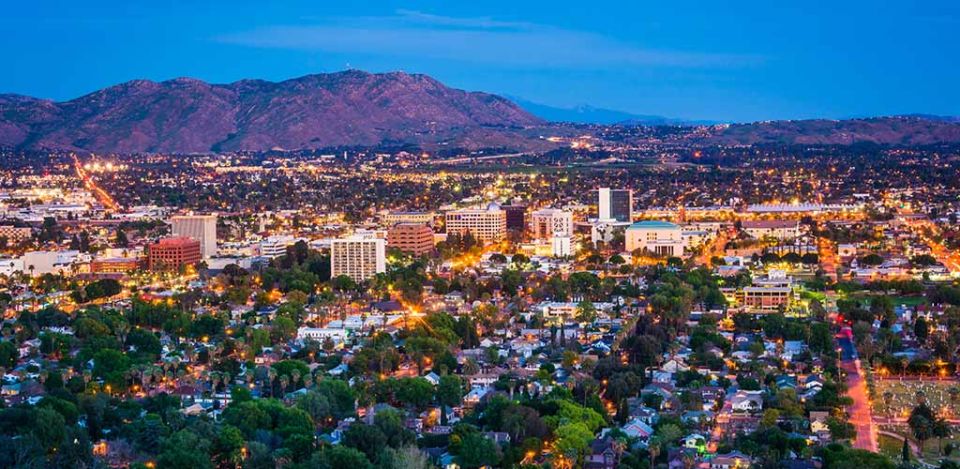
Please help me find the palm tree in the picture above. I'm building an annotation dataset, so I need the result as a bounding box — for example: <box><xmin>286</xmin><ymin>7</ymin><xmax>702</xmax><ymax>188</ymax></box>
<box><xmin>933</xmin><ymin>417</ymin><xmax>951</xmax><ymax>455</ymax></box>
<box><xmin>648</xmin><ymin>436</ymin><xmax>662</xmax><ymax>468</ymax></box>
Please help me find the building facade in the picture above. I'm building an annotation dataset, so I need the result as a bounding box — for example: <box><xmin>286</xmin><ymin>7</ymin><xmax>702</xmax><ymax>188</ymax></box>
<box><xmin>501</xmin><ymin>204</ymin><xmax>528</xmax><ymax>231</ymax></box>
<box><xmin>330</xmin><ymin>236</ymin><xmax>386</xmax><ymax>281</ymax></box>
<box><xmin>598</xmin><ymin>188</ymin><xmax>632</xmax><ymax>222</ymax></box>
<box><xmin>625</xmin><ymin>220</ymin><xmax>686</xmax><ymax>256</ymax></box>
<box><xmin>381</xmin><ymin>211</ymin><xmax>435</xmax><ymax>227</ymax></box>
<box><xmin>387</xmin><ymin>223</ymin><xmax>435</xmax><ymax>256</ymax></box>
<box><xmin>147</xmin><ymin>237</ymin><xmax>202</xmax><ymax>270</ymax></box>
<box><xmin>741</xmin><ymin>220</ymin><xmax>800</xmax><ymax>240</ymax></box>
<box><xmin>444</xmin><ymin>203</ymin><xmax>507</xmax><ymax>243</ymax></box>
<box><xmin>530</xmin><ymin>208</ymin><xmax>574</xmax><ymax>240</ymax></box>
<box><xmin>260</xmin><ymin>235</ymin><xmax>299</xmax><ymax>258</ymax></box>
<box><xmin>170</xmin><ymin>214</ymin><xmax>217</xmax><ymax>258</ymax></box>
<box><xmin>0</xmin><ymin>225</ymin><xmax>32</xmax><ymax>245</ymax></box>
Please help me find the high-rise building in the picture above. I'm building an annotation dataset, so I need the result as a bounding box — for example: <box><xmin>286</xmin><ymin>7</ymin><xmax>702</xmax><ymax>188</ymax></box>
<box><xmin>170</xmin><ymin>214</ymin><xmax>217</xmax><ymax>258</ymax></box>
<box><xmin>501</xmin><ymin>204</ymin><xmax>528</xmax><ymax>231</ymax></box>
<box><xmin>147</xmin><ymin>237</ymin><xmax>202</xmax><ymax>270</ymax></box>
<box><xmin>444</xmin><ymin>203</ymin><xmax>507</xmax><ymax>243</ymax></box>
<box><xmin>598</xmin><ymin>188</ymin><xmax>632</xmax><ymax>222</ymax></box>
<box><xmin>530</xmin><ymin>208</ymin><xmax>574</xmax><ymax>240</ymax></box>
<box><xmin>330</xmin><ymin>236</ymin><xmax>386</xmax><ymax>281</ymax></box>
<box><xmin>387</xmin><ymin>223</ymin><xmax>435</xmax><ymax>256</ymax></box>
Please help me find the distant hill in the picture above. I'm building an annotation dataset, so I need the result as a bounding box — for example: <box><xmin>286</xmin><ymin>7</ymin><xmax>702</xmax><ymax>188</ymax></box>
<box><xmin>0</xmin><ymin>70</ymin><xmax>546</xmax><ymax>153</ymax></box>
<box><xmin>705</xmin><ymin>116</ymin><xmax>960</xmax><ymax>146</ymax></box>
<box><xmin>510</xmin><ymin>97</ymin><xmax>714</xmax><ymax>125</ymax></box>
<box><xmin>2</xmin><ymin>70</ymin><xmax>959</xmax><ymax>153</ymax></box>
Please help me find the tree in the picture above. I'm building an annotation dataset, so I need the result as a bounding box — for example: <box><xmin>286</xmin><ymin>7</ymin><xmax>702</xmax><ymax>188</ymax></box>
<box><xmin>554</xmin><ymin>422</ymin><xmax>593</xmax><ymax>466</ymax></box>
<box><xmin>297</xmin><ymin>390</ymin><xmax>333</xmax><ymax>426</ymax></box>
<box><xmin>575</xmin><ymin>299</ymin><xmax>597</xmax><ymax>324</ymax></box>
<box><xmin>384</xmin><ymin>446</ymin><xmax>431</xmax><ymax>469</ymax></box>
<box><xmin>655</xmin><ymin>423</ymin><xmax>683</xmax><ymax>446</ymax></box>
<box><xmin>909</xmin><ymin>403</ymin><xmax>935</xmax><ymax>453</ymax></box>
<box><xmin>826</xmin><ymin>416</ymin><xmax>856</xmax><ymax>441</ymax></box>
<box><xmin>760</xmin><ymin>408</ymin><xmax>780</xmax><ymax>428</ymax></box>
<box><xmin>456</xmin><ymin>432</ymin><xmax>502</xmax><ymax>468</ymax></box>
<box><xmin>115</xmin><ymin>228</ymin><xmax>129</xmax><ymax>247</ymax></box>
<box><xmin>934</xmin><ymin>417</ymin><xmax>952</xmax><ymax>455</ymax></box>
<box><xmin>213</xmin><ymin>425</ymin><xmax>245</xmax><ymax>467</ymax></box>
<box><xmin>915</xmin><ymin>317</ymin><xmax>930</xmax><ymax>343</ymax></box>
<box><xmin>343</xmin><ymin>423</ymin><xmax>387</xmax><ymax>463</ymax></box>
<box><xmin>158</xmin><ymin>430</ymin><xmax>213</xmax><ymax>469</ymax></box>
<box><xmin>397</xmin><ymin>377</ymin><xmax>434</xmax><ymax>410</ymax></box>
<box><xmin>436</xmin><ymin>375</ymin><xmax>464</xmax><ymax>425</ymax></box>
<box><xmin>311</xmin><ymin>445</ymin><xmax>374</xmax><ymax>469</ymax></box>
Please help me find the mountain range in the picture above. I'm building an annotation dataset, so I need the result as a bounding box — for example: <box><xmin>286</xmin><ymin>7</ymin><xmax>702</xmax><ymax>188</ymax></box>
<box><xmin>0</xmin><ymin>70</ymin><xmax>544</xmax><ymax>153</ymax></box>
<box><xmin>708</xmin><ymin>117</ymin><xmax>960</xmax><ymax>146</ymax></box>
<box><xmin>1</xmin><ymin>70</ymin><xmax>959</xmax><ymax>153</ymax></box>
<box><xmin>508</xmin><ymin>97</ymin><xmax>716</xmax><ymax>126</ymax></box>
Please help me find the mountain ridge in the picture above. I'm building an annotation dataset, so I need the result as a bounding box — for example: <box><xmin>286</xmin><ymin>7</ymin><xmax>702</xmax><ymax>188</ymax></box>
<box><xmin>0</xmin><ymin>70</ymin><xmax>544</xmax><ymax>153</ymax></box>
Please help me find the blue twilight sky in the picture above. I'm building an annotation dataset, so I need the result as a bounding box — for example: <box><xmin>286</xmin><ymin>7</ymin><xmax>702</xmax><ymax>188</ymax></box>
<box><xmin>2</xmin><ymin>1</ymin><xmax>958</xmax><ymax>122</ymax></box>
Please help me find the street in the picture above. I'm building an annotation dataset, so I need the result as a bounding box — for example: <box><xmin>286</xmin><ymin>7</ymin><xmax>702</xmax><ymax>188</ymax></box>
<box><xmin>839</xmin><ymin>336</ymin><xmax>878</xmax><ymax>453</ymax></box>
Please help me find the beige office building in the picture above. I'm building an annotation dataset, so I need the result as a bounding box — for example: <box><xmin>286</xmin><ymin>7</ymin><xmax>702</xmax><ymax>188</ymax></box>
<box><xmin>170</xmin><ymin>214</ymin><xmax>217</xmax><ymax>258</ymax></box>
<box><xmin>330</xmin><ymin>236</ymin><xmax>386</xmax><ymax>281</ymax></box>
<box><xmin>530</xmin><ymin>208</ymin><xmax>574</xmax><ymax>240</ymax></box>
<box><xmin>445</xmin><ymin>203</ymin><xmax>506</xmax><ymax>243</ymax></box>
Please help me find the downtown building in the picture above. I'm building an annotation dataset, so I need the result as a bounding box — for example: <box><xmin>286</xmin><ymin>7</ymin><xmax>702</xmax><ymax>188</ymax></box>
<box><xmin>170</xmin><ymin>214</ymin><xmax>217</xmax><ymax>258</ymax></box>
<box><xmin>387</xmin><ymin>223</ymin><xmax>435</xmax><ymax>256</ymax></box>
<box><xmin>625</xmin><ymin>220</ymin><xmax>686</xmax><ymax>256</ymax></box>
<box><xmin>530</xmin><ymin>208</ymin><xmax>574</xmax><ymax>240</ymax></box>
<box><xmin>501</xmin><ymin>204</ymin><xmax>528</xmax><ymax>231</ymax></box>
<box><xmin>330</xmin><ymin>235</ymin><xmax>386</xmax><ymax>281</ymax></box>
<box><xmin>444</xmin><ymin>203</ymin><xmax>507</xmax><ymax>243</ymax></box>
<box><xmin>147</xmin><ymin>236</ymin><xmax>202</xmax><ymax>270</ymax></box>
<box><xmin>381</xmin><ymin>211</ymin><xmax>435</xmax><ymax>227</ymax></box>
<box><xmin>598</xmin><ymin>188</ymin><xmax>633</xmax><ymax>222</ymax></box>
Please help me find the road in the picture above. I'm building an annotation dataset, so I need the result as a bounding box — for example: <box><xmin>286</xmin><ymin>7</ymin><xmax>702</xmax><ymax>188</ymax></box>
<box><xmin>73</xmin><ymin>154</ymin><xmax>120</xmax><ymax>211</ymax></box>
<box><xmin>839</xmin><ymin>336</ymin><xmax>878</xmax><ymax>452</ymax></box>
<box><xmin>901</xmin><ymin>216</ymin><xmax>960</xmax><ymax>274</ymax></box>
<box><xmin>817</xmin><ymin>236</ymin><xmax>838</xmax><ymax>282</ymax></box>
<box><xmin>695</xmin><ymin>228</ymin><xmax>733</xmax><ymax>267</ymax></box>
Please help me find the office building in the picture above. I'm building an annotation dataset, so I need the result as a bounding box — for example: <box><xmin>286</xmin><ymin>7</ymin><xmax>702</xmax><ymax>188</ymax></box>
<box><xmin>625</xmin><ymin>220</ymin><xmax>686</xmax><ymax>256</ymax></box>
<box><xmin>598</xmin><ymin>188</ymin><xmax>633</xmax><ymax>222</ymax></box>
<box><xmin>330</xmin><ymin>236</ymin><xmax>386</xmax><ymax>281</ymax></box>
<box><xmin>530</xmin><ymin>208</ymin><xmax>574</xmax><ymax>240</ymax></box>
<box><xmin>91</xmin><ymin>257</ymin><xmax>141</xmax><ymax>274</ymax></box>
<box><xmin>741</xmin><ymin>220</ymin><xmax>801</xmax><ymax>240</ymax></box>
<box><xmin>260</xmin><ymin>235</ymin><xmax>299</xmax><ymax>258</ymax></box>
<box><xmin>147</xmin><ymin>237</ymin><xmax>202</xmax><ymax>270</ymax></box>
<box><xmin>501</xmin><ymin>204</ymin><xmax>528</xmax><ymax>231</ymax></box>
<box><xmin>381</xmin><ymin>211</ymin><xmax>435</xmax><ymax>227</ymax></box>
<box><xmin>445</xmin><ymin>203</ymin><xmax>507</xmax><ymax>243</ymax></box>
<box><xmin>170</xmin><ymin>214</ymin><xmax>217</xmax><ymax>258</ymax></box>
<box><xmin>387</xmin><ymin>223</ymin><xmax>435</xmax><ymax>256</ymax></box>
<box><xmin>0</xmin><ymin>225</ymin><xmax>32</xmax><ymax>245</ymax></box>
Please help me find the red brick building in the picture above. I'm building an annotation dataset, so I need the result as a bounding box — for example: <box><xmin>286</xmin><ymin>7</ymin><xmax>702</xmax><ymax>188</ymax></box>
<box><xmin>147</xmin><ymin>237</ymin><xmax>201</xmax><ymax>270</ymax></box>
<box><xmin>91</xmin><ymin>257</ymin><xmax>142</xmax><ymax>274</ymax></box>
<box><xmin>387</xmin><ymin>223</ymin><xmax>435</xmax><ymax>256</ymax></box>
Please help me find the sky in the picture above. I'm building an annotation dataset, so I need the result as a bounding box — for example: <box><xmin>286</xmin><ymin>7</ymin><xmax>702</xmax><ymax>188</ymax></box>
<box><xmin>2</xmin><ymin>1</ymin><xmax>959</xmax><ymax>122</ymax></box>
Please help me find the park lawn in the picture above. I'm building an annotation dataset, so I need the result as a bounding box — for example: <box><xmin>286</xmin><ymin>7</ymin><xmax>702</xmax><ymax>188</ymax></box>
<box><xmin>879</xmin><ymin>434</ymin><xmax>902</xmax><ymax>461</ymax></box>
<box><xmin>879</xmin><ymin>431</ymin><xmax>960</xmax><ymax>466</ymax></box>
<box><xmin>892</xmin><ymin>295</ymin><xmax>927</xmax><ymax>307</ymax></box>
